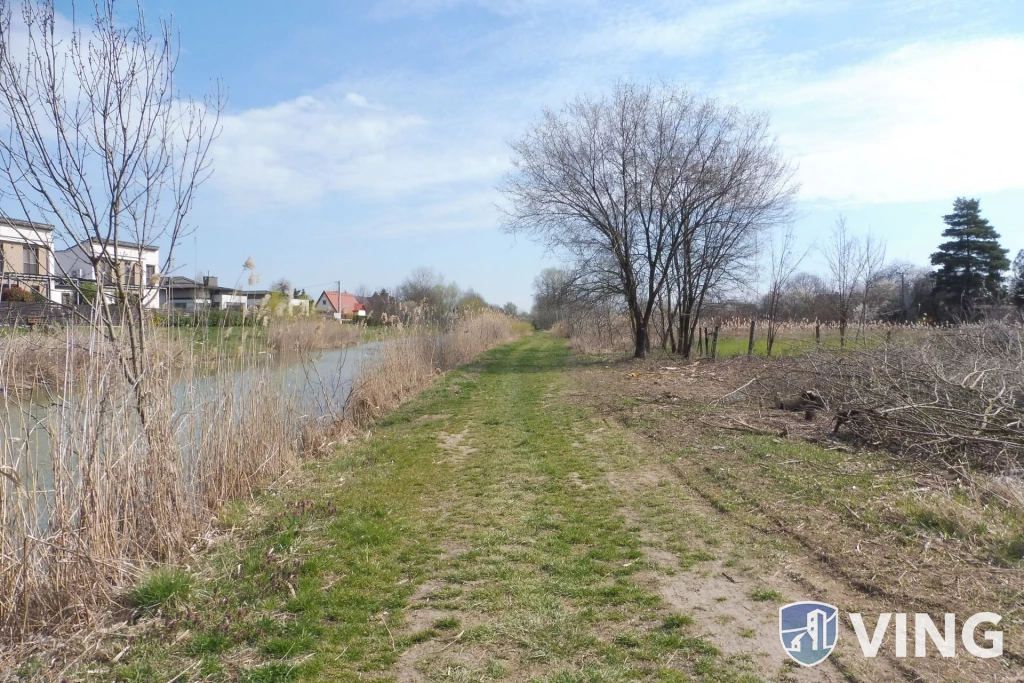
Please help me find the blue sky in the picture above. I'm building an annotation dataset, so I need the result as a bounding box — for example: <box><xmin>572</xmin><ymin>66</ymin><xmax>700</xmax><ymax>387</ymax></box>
<box><xmin>72</xmin><ymin>1</ymin><xmax>1024</xmax><ymax>306</ymax></box>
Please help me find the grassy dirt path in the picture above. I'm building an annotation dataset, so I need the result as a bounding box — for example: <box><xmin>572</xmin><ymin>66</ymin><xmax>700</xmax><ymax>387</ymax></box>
<box><xmin>77</xmin><ymin>334</ymin><xmax>1018</xmax><ymax>682</ymax></box>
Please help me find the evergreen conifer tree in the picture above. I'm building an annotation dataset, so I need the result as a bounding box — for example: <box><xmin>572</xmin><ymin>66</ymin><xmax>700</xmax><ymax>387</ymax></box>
<box><xmin>929</xmin><ymin>198</ymin><xmax>1009</xmax><ymax>319</ymax></box>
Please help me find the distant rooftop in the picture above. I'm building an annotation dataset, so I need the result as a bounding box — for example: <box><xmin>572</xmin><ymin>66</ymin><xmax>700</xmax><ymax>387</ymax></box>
<box><xmin>0</xmin><ymin>217</ymin><xmax>54</xmax><ymax>232</ymax></box>
<box><xmin>67</xmin><ymin>238</ymin><xmax>159</xmax><ymax>252</ymax></box>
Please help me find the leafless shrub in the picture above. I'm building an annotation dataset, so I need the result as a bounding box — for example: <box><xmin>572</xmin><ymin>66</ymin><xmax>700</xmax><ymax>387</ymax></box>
<box><xmin>765</xmin><ymin>323</ymin><xmax>1024</xmax><ymax>470</ymax></box>
<box><xmin>559</xmin><ymin>314</ymin><xmax>633</xmax><ymax>355</ymax></box>
<box><xmin>0</xmin><ymin>329</ymin><xmax>307</xmax><ymax>639</ymax></box>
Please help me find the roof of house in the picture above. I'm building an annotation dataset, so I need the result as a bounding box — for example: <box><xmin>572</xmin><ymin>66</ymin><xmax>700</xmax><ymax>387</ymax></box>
<box><xmin>66</xmin><ymin>238</ymin><xmax>159</xmax><ymax>253</ymax></box>
<box><xmin>0</xmin><ymin>217</ymin><xmax>54</xmax><ymax>232</ymax></box>
<box><xmin>161</xmin><ymin>276</ymin><xmax>201</xmax><ymax>289</ymax></box>
<box><xmin>319</xmin><ymin>290</ymin><xmax>366</xmax><ymax>313</ymax></box>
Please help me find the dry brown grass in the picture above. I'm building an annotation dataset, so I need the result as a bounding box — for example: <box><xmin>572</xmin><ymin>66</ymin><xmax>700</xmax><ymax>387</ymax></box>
<box><xmin>0</xmin><ymin>329</ymin><xmax>190</xmax><ymax>393</ymax></box>
<box><xmin>266</xmin><ymin>317</ymin><xmax>363</xmax><ymax>353</ymax></box>
<box><xmin>764</xmin><ymin>322</ymin><xmax>1024</xmax><ymax>470</ymax></box>
<box><xmin>346</xmin><ymin>311</ymin><xmax>524</xmax><ymax>425</ymax></box>
<box><xmin>551</xmin><ymin>316</ymin><xmax>633</xmax><ymax>355</ymax></box>
<box><xmin>0</xmin><ymin>331</ymin><xmax>305</xmax><ymax>642</ymax></box>
<box><xmin>0</xmin><ymin>310</ymin><xmax>524</xmax><ymax>653</ymax></box>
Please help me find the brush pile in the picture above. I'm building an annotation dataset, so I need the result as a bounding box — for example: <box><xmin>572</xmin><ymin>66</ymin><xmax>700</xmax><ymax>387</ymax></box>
<box><xmin>765</xmin><ymin>323</ymin><xmax>1024</xmax><ymax>470</ymax></box>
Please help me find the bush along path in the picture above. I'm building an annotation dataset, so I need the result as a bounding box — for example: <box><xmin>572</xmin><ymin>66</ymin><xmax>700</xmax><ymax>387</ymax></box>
<box><xmin>56</xmin><ymin>334</ymin><xmax>972</xmax><ymax>681</ymax></box>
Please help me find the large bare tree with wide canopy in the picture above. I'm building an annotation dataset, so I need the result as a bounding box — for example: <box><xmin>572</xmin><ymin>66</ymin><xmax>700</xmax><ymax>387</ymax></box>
<box><xmin>502</xmin><ymin>82</ymin><xmax>796</xmax><ymax>358</ymax></box>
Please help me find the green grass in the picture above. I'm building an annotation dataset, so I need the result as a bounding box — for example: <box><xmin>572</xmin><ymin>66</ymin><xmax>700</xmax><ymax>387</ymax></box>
<box><xmin>708</xmin><ymin>328</ymin><xmax>891</xmax><ymax>358</ymax></box>
<box><xmin>128</xmin><ymin>568</ymin><xmax>192</xmax><ymax>613</ymax></box>
<box><xmin>87</xmin><ymin>335</ymin><xmax>763</xmax><ymax>681</ymax></box>
<box><xmin>749</xmin><ymin>588</ymin><xmax>783</xmax><ymax>603</ymax></box>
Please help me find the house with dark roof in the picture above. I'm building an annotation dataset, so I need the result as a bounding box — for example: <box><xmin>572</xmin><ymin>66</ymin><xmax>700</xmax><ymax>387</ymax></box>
<box><xmin>55</xmin><ymin>238</ymin><xmax>161</xmax><ymax>308</ymax></box>
<box><xmin>160</xmin><ymin>275</ymin><xmax>271</xmax><ymax>311</ymax></box>
<box><xmin>160</xmin><ymin>276</ymin><xmax>212</xmax><ymax>310</ymax></box>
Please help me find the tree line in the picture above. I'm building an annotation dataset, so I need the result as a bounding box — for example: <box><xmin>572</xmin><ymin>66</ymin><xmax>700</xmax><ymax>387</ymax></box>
<box><xmin>508</xmin><ymin>83</ymin><xmax>1022</xmax><ymax>357</ymax></box>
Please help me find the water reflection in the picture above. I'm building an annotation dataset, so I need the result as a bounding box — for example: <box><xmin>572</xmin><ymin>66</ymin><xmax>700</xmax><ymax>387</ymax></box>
<box><xmin>1</xmin><ymin>341</ymin><xmax>383</xmax><ymax>493</ymax></box>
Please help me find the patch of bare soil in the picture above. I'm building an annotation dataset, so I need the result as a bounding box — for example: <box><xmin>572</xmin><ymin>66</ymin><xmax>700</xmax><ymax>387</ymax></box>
<box><xmin>609</xmin><ymin>465</ymin><xmax>883</xmax><ymax>682</ymax></box>
<box><xmin>416</xmin><ymin>413</ymin><xmax>452</xmax><ymax>423</ymax></box>
<box><xmin>572</xmin><ymin>354</ymin><xmax>1023</xmax><ymax>682</ymax></box>
<box><xmin>435</xmin><ymin>427</ymin><xmax>478</xmax><ymax>464</ymax></box>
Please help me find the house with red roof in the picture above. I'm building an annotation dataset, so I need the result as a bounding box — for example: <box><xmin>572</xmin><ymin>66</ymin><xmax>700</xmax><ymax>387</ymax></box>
<box><xmin>315</xmin><ymin>290</ymin><xmax>366</xmax><ymax>319</ymax></box>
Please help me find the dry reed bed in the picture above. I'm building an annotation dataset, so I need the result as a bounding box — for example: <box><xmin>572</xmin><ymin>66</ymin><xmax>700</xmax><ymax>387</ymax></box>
<box><xmin>0</xmin><ymin>335</ymin><xmax>301</xmax><ymax>643</ymax></box>
<box><xmin>551</xmin><ymin>317</ymin><xmax>634</xmax><ymax>355</ymax></box>
<box><xmin>0</xmin><ymin>310</ymin><xmax>522</xmax><ymax>652</ymax></box>
<box><xmin>346</xmin><ymin>311</ymin><xmax>523</xmax><ymax>424</ymax></box>
<box><xmin>266</xmin><ymin>318</ymin><xmax>363</xmax><ymax>353</ymax></box>
<box><xmin>0</xmin><ymin>331</ymin><xmax>184</xmax><ymax>393</ymax></box>
<box><xmin>763</xmin><ymin>323</ymin><xmax>1024</xmax><ymax>470</ymax></box>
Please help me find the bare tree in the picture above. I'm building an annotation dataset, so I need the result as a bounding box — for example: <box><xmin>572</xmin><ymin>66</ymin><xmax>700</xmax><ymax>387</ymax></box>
<box><xmin>821</xmin><ymin>217</ymin><xmax>866</xmax><ymax>348</ymax></box>
<box><xmin>396</xmin><ymin>267</ymin><xmax>460</xmax><ymax>323</ymax></box>
<box><xmin>763</xmin><ymin>226</ymin><xmax>807</xmax><ymax>356</ymax></box>
<box><xmin>855</xmin><ymin>231</ymin><xmax>887</xmax><ymax>343</ymax></box>
<box><xmin>531</xmin><ymin>267</ymin><xmax>572</xmax><ymax>329</ymax></box>
<box><xmin>0</xmin><ymin>0</ymin><xmax>221</xmax><ymax>402</ymax></box>
<box><xmin>783</xmin><ymin>271</ymin><xmax>830</xmax><ymax>321</ymax></box>
<box><xmin>503</xmin><ymin>82</ymin><xmax>796</xmax><ymax>358</ymax></box>
<box><xmin>884</xmin><ymin>259</ymin><xmax>918</xmax><ymax>323</ymax></box>
<box><xmin>271</xmin><ymin>278</ymin><xmax>293</xmax><ymax>296</ymax></box>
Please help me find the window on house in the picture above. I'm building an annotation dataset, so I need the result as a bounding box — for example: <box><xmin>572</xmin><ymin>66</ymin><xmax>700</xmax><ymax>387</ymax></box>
<box><xmin>146</xmin><ymin>264</ymin><xmax>155</xmax><ymax>284</ymax></box>
<box><xmin>100</xmin><ymin>262</ymin><xmax>114</xmax><ymax>285</ymax></box>
<box><xmin>23</xmin><ymin>247</ymin><xmax>39</xmax><ymax>276</ymax></box>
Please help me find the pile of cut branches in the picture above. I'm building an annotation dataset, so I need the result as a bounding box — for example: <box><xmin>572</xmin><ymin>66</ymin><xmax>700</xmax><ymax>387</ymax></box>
<box><xmin>764</xmin><ymin>323</ymin><xmax>1024</xmax><ymax>470</ymax></box>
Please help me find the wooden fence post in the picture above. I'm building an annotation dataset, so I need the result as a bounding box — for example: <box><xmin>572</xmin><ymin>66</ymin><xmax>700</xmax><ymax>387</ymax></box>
<box><xmin>815</xmin><ymin>320</ymin><xmax>821</xmax><ymax>345</ymax></box>
<box><xmin>712</xmin><ymin>325</ymin><xmax>720</xmax><ymax>360</ymax></box>
<box><xmin>747</xmin><ymin>319</ymin><xmax>756</xmax><ymax>357</ymax></box>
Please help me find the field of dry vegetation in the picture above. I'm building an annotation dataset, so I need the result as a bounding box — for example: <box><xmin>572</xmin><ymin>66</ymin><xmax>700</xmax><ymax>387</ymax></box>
<box><xmin>24</xmin><ymin>328</ymin><xmax>1018</xmax><ymax>682</ymax></box>
<box><xmin>567</xmin><ymin>340</ymin><xmax>1023</xmax><ymax>681</ymax></box>
<box><xmin>0</xmin><ymin>310</ymin><xmax>524</xmax><ymax>665</ymax></box>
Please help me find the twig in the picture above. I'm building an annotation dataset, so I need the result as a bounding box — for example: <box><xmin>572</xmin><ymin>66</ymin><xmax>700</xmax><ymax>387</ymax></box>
<box><xmin>166</xmin><ymin>660</ymin><xmax>201</xmax><ymax>683</ymax></box>
<box><xmin>438</xmin><ymin>630</ymin><xmax>465</xmax><ymax>652</ymax></box>
<box><xmin>379</xmin><ymin>613</ymin><xmax>396</xmax><ymax>651</ymax></box>
<box><xmin>710</xmin><ymin>377</ymin><xmax>759</xmax><ymax>405</ymax></box>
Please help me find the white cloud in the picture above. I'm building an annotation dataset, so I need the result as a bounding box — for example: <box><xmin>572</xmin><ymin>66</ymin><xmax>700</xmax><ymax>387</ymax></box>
<box><xmin>211</xmin><ymin>90</ymin><xmax>507</xmax><ymax>208</ymax></box>
<box><xmin>743</xmin><ymin>37</ymin><xmax>1024</xmax><ymax>204</ymax></box>
<box><xmin>372</xmin><ymin>0</ymin><xmax>573</xmax><ymax>18</ymax></box>
<box><xmin>575</xmin><ymin>0</ymin><xmax>832</xmax><ymax>58</ymax></box>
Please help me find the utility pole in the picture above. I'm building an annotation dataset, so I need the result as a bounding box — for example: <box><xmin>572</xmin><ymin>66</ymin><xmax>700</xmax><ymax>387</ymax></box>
<box><xmin>337</xmin><ymin>279</ymin><xmax>342</xmax><ymax>320</ymax></box>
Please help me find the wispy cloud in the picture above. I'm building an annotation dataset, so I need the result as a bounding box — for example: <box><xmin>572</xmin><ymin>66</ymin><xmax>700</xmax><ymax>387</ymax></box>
<box><xmin>211</xmin><ymin>89</ymin><xmax>507</xmax><ymax>208</ymax></box>
<box><xmin>206</xmin><ymin>0</ymin><xmax>1024</xmax><ymax>232</ymax></box>
<box><xmin>371</xmin><ymin>0</ymin><xmax>574</xmax><ymax>18</ymax></box>
<box><xmin>574</xmin><ymin>0</ymin><xmax>833</xmax><ymax>58</ymax></box>
<box><xmin>739</xmin><ymin>37</ymin><xmax>1024</xmax><ymax>204</ymax></box>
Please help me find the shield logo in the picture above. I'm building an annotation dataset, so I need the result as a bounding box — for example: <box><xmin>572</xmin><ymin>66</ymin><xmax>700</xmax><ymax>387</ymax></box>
<box><xmin>779</xmin><ymin>601</ymin><xmax>839</xmax><ymax>667</ymax></box>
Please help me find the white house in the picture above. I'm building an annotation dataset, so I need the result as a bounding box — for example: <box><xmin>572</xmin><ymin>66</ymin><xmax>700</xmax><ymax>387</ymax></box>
<box><xmin>0</xmin><ymin>218</ymin><xmax>58</xmax><ymax>302</ymax></box>
<box><xmin>55</xmin><ymin>239</ymin><xmax>161</xmax><ymax>309</ymax></box>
